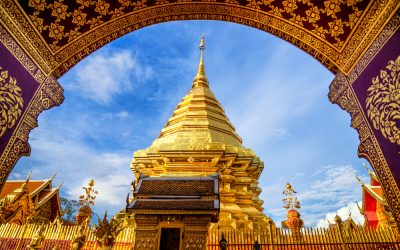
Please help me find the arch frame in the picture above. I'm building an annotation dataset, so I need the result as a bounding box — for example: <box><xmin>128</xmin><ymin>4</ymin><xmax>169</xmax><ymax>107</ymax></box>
<box><xmin>0</xmin><ymin>0</ymin><xmax>398</xmax><ymax>77</ymax></box>
<box><xmin>0</xmin><ymin>0</ymin><xmax>399</xmax><ymax>230</ymax></box>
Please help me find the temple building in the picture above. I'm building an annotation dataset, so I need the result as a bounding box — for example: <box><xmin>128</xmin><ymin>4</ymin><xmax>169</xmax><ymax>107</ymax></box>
<box><xmin>357</xmin><ymin>168</ymin><xmax>396</xmax><ymax>231</ymax></box>
<box><xmin>129</xmin><ymin>37</ymin><xmax>270</xmax><ymax>231</ymax></box>
<box><xmin>0</xmin><ymin>173</ymin><xmax>62</xmax><ymax>225</ymax></box>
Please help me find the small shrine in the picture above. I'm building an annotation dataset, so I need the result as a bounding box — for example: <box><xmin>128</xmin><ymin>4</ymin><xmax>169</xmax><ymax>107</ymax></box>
<box><xmin>0</xmin><ymin>172</ymin><xmax>62</xmax><ymax>224</ymax></box>
<box><xmin>357</xmin><ymin>166</ymin><xmax>397</xmax><ymax>231</ymax></box>
<box><xmin>127</xmin><ymin>174</ymin><xmax>219</xmax><ymax>249</ymax></box>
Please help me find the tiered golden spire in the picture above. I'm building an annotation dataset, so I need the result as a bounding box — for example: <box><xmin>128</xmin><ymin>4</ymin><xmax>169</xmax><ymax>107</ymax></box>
<box><xmin>132</xmin><ymin>37</ymin><xmax>267</xmax><ymax>230</ymax></box>
<box><xmin>151</xmin><ymin>36</ymin><xmax>242</xmax><ymax>147</ymax></box>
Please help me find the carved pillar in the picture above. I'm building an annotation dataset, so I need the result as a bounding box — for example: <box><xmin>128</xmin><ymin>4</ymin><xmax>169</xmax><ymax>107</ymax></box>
<box><xmin>183</xmin><ymin>216</ymin><xmax>211</xmax><ymax>250</ymax></box>
<box><xmin>328</xmin><ymin>12</ymin><xmax>400</xmax><ymax>229</ymax></box>
<box><xmin>134</xmin><ymin>215</ymin><xmax>159</xmax><ymax>250</ymax></box>
<box><xmin>0</xmin><ymin>25</ymin><xmax>64</xmax><ymax>190</ymax></box>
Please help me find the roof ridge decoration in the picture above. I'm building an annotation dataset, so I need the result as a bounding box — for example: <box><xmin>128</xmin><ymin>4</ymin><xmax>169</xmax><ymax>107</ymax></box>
<box><xmin>151</xmin><ymin>36</ymin><xmax>243</xmax><ymax>148</ymax></box>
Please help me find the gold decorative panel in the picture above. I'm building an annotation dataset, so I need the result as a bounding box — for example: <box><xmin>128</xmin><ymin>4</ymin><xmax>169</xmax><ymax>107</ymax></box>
<box><xmin>366</xmin><ymin>55</ymin><xmax>400</xmax><ymax>146</ymax></box>
<box><xmin>0</xmin><ymin>0</ymin><xmax>397</xmax><ymax>76</ymax></box>
<box><xmin>0</xmin><ymin>67</ymin><xmax>24</xmax><ymax>138</ymax></box>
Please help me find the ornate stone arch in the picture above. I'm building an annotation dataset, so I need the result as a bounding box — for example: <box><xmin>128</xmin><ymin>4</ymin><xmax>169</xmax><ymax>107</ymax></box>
<box><xmin>0</xmin><ymin>0</ymin><xmax>399</xmax><ymax>229</ymax></box>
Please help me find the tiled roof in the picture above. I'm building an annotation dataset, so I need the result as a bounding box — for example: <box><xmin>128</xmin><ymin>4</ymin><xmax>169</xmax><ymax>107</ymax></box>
<box><xmin>0</xmin><ymin>181</ymin><xmax>47</xmax><ymax>198</ymax></box>
<box><xmin>37</xmin><ymin>188</ymin><xmax>59</xmax><ymax>206</ymax></box>
<box><xmin>129</xmin><ymin>199</ymin><xmax>218</xmax><ymax>210</ymax></box>
<box><xmin>135</xmin><ymin>176</ymin><xmax>217</xmax><ymax>196</ymax></box>
<box><xmin>370</xmin><ymin>186</ymin><xmax>383</xmax><ymax>197</ymax></box>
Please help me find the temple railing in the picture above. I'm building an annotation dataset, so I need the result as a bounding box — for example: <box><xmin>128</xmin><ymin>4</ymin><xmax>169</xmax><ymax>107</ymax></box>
<box><xmin>0</xmin><ymin>223</ymin><xmax>398</xmax><ymax>249</ymax></box>
<box><xmin>207</xmin><ymin>226</ymin><xmax>400</xmax><ymax>250</ymax></box>
<box><xmin>0</xmin><ymin>223</ymin><xmax>135</xmax><ymax>249</ymax></box>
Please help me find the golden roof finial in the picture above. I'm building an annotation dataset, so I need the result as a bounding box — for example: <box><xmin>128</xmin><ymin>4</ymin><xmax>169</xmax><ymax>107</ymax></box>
<box><xmin>282</xmin><ymin>182</ymin><xmax>301</xmax><ymax>210</ymax></box>
<box><xmin>20</xmin><ymin>170</ymin><xmax>32</xmax><ymax>191</ymax></box>
<box><xmin>79</xmin><ymin>179</ymin><xmax>98</xmax><ymax>207</ymax></box>
<box><xmin>355</xmin><ymin>176</ymin><xmax>364</xmax><ymax>186</ymax></box>
<box><xmin>193</xmin><ymin>34</ymin><xmax>208</xmax><ymax>87</ymax></box>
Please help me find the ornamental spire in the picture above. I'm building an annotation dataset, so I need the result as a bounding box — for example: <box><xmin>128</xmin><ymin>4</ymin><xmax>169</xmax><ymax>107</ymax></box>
<box><xmin>192</xmin><ymin>35</ymin><xmax>209</xmax><ymax>87</ymax></box>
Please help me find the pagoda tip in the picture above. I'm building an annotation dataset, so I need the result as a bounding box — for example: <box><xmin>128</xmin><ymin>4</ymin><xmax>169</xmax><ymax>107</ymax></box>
<box><xmin>199</xmin><ymin>35</ymin><xmax>205</xmax><ymax>51</ymax></box>
<box><xmin>192</xmin><ymin>34</ymin><xmax>208</xmax><ymax>87</ymax></box>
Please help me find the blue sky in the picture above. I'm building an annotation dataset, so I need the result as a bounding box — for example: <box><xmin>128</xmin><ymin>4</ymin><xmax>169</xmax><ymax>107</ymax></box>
<box><xmin>12</xmin><ymin>21</ymin><xmax>370</xmax><ymax>227</ymax></box>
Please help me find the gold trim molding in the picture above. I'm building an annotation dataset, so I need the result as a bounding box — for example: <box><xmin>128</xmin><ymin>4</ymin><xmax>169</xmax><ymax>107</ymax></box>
<box><xmin>328</xmin><ymin>13</ymin><xmax>400</xmax><ymax>228</ymax></box>
<box><xmin>0</xmin><ymin>0</ymin><xmax>398</xmax><ymax>78</ymax></box>
<box><xmin>0</xmin><ymin>25</ymin><xmax>64</xmax><ymax>189</ymax></box>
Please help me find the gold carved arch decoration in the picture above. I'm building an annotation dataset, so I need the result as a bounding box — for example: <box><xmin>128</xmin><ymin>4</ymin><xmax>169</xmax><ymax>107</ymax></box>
<box><xmin>0</xmin><ymin>0</ymin><xmax>398</xmax><ymax>77</ymax></box>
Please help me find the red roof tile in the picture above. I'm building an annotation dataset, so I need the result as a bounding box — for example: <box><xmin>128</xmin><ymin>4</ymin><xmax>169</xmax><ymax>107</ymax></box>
<box><xmin>0</xmin><ymin>181</ymin><xmax>47</xmax><ymax>198</ymax></box>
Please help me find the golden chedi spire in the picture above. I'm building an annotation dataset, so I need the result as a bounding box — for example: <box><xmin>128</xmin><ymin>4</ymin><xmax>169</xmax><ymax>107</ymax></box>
<box><xmin>150</xmin><ymin>36</ymin><xmax>242</xmax><ymax>148</ymax></box>
<box><xmin>132</xmin><ymin>36</ymin><xmax>268</xmax><ymax>231</ymax></box>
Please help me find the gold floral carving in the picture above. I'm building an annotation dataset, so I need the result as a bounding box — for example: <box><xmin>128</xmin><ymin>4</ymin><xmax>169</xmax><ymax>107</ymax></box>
<box><xmin>19</xmin><ymin>0</ymin><xmax>363</xmax><ymax>51</ymax></box>
<box><xmin>0</xmin><ymin>67</ymin><xmax>24</xmax><ymax>138</ymax></box>
<box><xmin>0</xmin><ymin>0</ymin><xmax>397</xmax><ymax>77</ymax></box>
<box><xmin>366</xmin><ymin>55</ymin><xmax>400</xmax><ymax>145</ymax></box>
<box><xmin>348</xmin><ymin>14</ymin><xmax>400</xmax><ymax>84</ymax></box>
<box><xmin>0</xmin><ymin>27</ymin><xmax>64</xmax><ymax>190</ymax></box>
<box><xmin>329</xmin><ymin>71</ymin><xmax>400</xmax><ymax>231</ymax></box>
<box><xmin>329</xmin><ymin>14</ymin><xmax>400</xmax><ymax>229</ymax></box>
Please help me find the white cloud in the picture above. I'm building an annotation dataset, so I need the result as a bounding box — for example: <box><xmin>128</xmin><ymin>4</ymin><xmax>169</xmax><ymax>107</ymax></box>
<box><xmin>298</xmin><ymin>165</ymin><xmax>368</xmax><ymax>226</ymax></box>
<box><xmin>300</xmin><ymin>165</ymin><xmax>363</xmax><ymax>203</ymax></box>
<box><xmin>12</xmin><ymin>123</ymin><xmax>133</xmax><ymax>215</ymax></box>
<box><xmin>261</xmin><ymin>165</ymin><xmax>368</xmax><ymax>226</ymax></box>
<box><xmin>115</xmin><ymin>111</ymin><xmax>129</xmax><ymax>119</ymax></box>
<box><xmin>65</xmin><ymin>49</ymin><xmax>152</xmax><ymax>104</ymax></box>
<box><xmin>316</xmin><ymin>202</ymin><xmax>365</xmax><ymax>228</ymax></box>
<box><xmin>68</xmin><ymin>174</ymin><xmax>132</xmax><ymax>207</ymax></box>
<box><xmin>212</xmin><ymin>47</ymin><xmax>330</xmax><ymax>148</ymax></box>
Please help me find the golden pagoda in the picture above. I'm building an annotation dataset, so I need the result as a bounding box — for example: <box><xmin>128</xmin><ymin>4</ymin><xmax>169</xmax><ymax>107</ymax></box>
<box><xmin>131</xmin><ymin>37</ymin><xmax>269</xmax><ymax>230</ymax></box>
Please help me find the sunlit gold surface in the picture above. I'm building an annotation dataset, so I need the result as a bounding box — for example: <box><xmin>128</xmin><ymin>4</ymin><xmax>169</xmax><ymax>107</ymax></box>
<box><xmin>131</xmin><ymin>38</ymin><xmax>269</xmax><ymax>230</ymax></box>
<box><xmin>0</xmin><ymin>173</ymin><xmax>61</xmax><ymax>225</ymax></box>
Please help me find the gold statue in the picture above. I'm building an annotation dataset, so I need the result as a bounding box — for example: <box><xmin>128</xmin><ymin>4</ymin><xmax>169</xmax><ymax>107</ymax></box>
<box><xmin>71</xmin><ymin>225</ymin><xmax>86</xmax><ymax>250</ymax></box>
<box><xmin>27</xmin><ymin>225</ymin><xmax>45</xmax><ymax>250</ymax></box>
<box><xmin>93</xmin><ymin>212</ymin><xmax>124</xmax><ymax>250</ymax></box>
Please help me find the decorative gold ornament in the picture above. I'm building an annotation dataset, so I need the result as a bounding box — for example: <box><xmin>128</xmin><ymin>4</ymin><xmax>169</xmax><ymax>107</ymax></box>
<box><xmin>93</xmin><ymin>212</ymin><xmax>125</xmax><ymax>250</ymax></box>
<box><xmin>282</xmin><ymin>183</ymin><xmax>300</xmax><ymax>210</ymax></box>
<box><xmin>0</xmin><ymin>67</ymin><xmax>24</xmax><ymax>138</ymax></box>
<box><xmin>76</xmin><ymin>179</ymin><xmax>98</xmax><ymax>225</ymax></box>
<box><xmin>366</xmin><ymin>55</ymin><xmax>400</xmax><ymax>145</ymax></box>
<box><xmin>282</xmin><ymin>183</ymin><xmax>303</xmax><ymax>241</ymax></box>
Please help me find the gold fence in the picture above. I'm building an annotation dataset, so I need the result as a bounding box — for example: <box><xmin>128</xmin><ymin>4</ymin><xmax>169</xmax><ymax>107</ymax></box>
<box><xmin>0</xmin><ymin>223</ymin><xmax>135</xmax><ymax>249</ymax></box>
<box><xmin>207</xmin><ymin>226</ymin><xmax>400</xmax><ymax>249</ymax></box>
<box><xmin>0</xmin><ymin>223</ymin><xmax>399</xmax><ymax>249</ymax></box>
